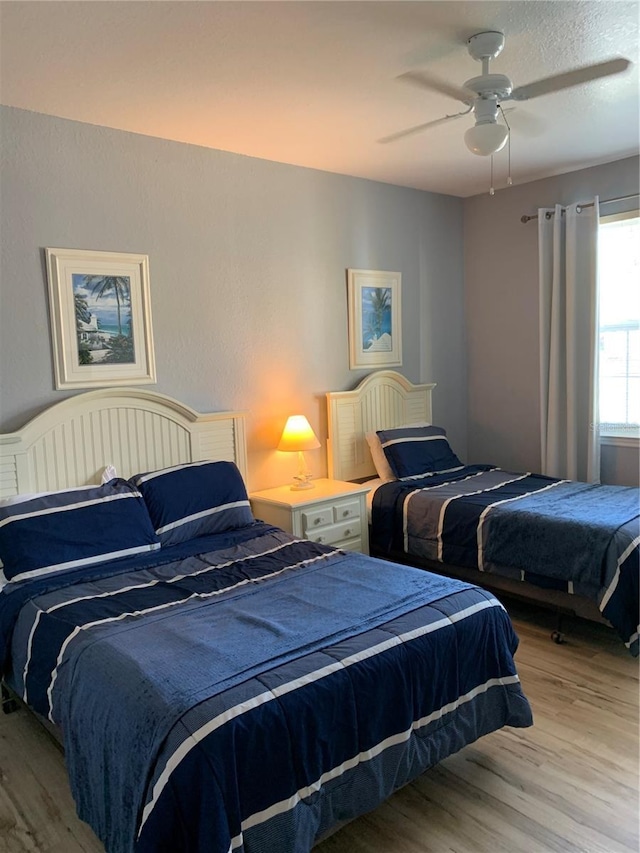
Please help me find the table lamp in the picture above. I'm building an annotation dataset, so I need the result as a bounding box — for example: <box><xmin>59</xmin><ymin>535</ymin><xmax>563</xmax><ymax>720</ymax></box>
<box><xmin>278</xmin><ymin>414</ymin><xmax>321</xmax><ymax>490</ymax></box>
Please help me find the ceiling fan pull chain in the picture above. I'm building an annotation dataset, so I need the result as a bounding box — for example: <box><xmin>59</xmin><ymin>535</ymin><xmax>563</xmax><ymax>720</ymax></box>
<box><xmin>497</xmin><ymin>104</ymin><xmax>513</xmax><ymax>186</ymax></box>
<box><xmin>490</xmin><ymin>155</ymin><xmax>495</xmax><ymax>196</ymax></box>
<box><xmin>499</xmin><ymin>104</ymin><xmax>513</xmax><ymax>187</ymax></box>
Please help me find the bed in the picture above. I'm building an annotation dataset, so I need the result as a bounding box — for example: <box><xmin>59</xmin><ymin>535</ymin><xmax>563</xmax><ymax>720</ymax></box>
<box><xmin>0</xmin><ymin>388</ymin><xmax>532</xmax><ymax>853</ymax></box>
<box><xmin>326</xmin><ymin>370</ymin><xmax>640</xmax><ymax>656</ymax></box>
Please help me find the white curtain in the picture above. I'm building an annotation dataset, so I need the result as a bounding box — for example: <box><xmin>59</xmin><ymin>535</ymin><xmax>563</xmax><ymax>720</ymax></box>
<box><xmin>538</xmin><ymin>198</ymin><xmax>600</xmax><ymax>483</ymax></box>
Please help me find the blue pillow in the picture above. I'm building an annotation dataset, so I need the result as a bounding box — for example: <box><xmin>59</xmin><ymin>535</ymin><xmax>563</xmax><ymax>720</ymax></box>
<box><xmin>376</xmin><ymin>425</ymin><xmax>463</xmax><ymax>479</ymax></box>
<box><xmin>0</xmin><ymin>479</ymin><xmax>160</xmax><ymax>584</ymax></box>
<box><xmin>130</xmin><ymin>460</ymin><xmax>254</xmax><ymax>547</ymax></box>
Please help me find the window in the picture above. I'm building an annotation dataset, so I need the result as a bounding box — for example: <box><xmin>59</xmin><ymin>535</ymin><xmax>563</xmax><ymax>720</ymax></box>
<box><xmin>598</xmin><ymin>211</ymin><xmax>640</xmax><ymax>441</ymax></box>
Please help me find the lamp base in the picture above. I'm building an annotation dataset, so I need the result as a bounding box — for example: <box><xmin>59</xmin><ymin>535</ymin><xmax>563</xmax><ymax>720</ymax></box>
<box><xmin>289</xmin><ymin>451</ymin><xmax>315</xmax><ymax>490</ymax></box>
<box><xmin>290</xmin><ymin>476</ymin><xmax>314</xmax><ymax>491</ymax></box>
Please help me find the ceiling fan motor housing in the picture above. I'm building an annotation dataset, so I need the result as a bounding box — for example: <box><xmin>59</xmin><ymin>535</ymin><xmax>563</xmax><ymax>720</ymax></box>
<box><xmin>464</xmin><ymin>74</ymin><xmax>513</xmax><ymax>101</ymax></box>
<box><xmin>471</xmin><ymin>97</ymin><xmax>502</xmax><ymax>125</ymax></box>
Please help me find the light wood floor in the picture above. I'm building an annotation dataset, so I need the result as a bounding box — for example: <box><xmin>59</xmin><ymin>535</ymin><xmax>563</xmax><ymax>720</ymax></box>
<box><xmin>1</xmin><ymin>601</ymin><xmax>638</xmax><ymax>853</ymax></box>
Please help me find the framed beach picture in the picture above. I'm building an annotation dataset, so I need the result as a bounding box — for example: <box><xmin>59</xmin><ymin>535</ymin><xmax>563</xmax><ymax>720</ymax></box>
<box><xmin>46</xmin><ymin>248</ymin><xmax>156</xmax><ymax>389</ymax></box>
<box><xmin>347</xmin><ymin>269</ymin><xmax>402</xmax><ymax>369</ymax></box>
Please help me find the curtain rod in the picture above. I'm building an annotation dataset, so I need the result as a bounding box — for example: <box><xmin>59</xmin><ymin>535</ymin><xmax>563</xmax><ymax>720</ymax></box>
<box><xmin>520</xmin><ymin>192</ymin><xmax>639</xmax><ymax>224</ymax></box>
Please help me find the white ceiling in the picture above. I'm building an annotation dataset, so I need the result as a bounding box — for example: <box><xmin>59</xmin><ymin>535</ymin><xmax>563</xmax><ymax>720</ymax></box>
<box><xmin>1</xmin><ymin>1</ymin><xmax>638</xmax><ymax>197</ymax></box>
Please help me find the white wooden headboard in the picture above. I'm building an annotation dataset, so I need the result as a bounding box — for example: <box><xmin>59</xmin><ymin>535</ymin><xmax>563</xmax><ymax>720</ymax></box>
<box><xmin>326</xmin><ymin>370</ymin><xmax>435</xmax><ymax>482</ymax></box>
<box><xmin>0</xmin><ymin>388</ymin><xmax>247</xmax><ymax>498</ymax></box>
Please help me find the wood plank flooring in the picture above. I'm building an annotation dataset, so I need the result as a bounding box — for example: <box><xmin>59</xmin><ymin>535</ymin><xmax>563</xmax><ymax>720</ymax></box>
<box><xmin>0</xmin><ymin>601</ymin><xmax>637</xmax><ymax>853</ymax></box>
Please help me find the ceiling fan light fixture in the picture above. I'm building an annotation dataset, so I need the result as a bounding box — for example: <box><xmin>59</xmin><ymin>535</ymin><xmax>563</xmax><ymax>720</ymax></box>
<box><xmin>464</xmin><ymin>122</ymin><xmax>509</xmax><ymax>156</ymax></box>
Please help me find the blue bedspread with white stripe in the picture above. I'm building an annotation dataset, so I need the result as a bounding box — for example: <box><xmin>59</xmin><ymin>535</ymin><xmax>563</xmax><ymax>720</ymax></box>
<box><xmin>0</xmin><ymin>523</ymin><xmax>532</xmax><ymax>853</ymax></box>
<box><xmin>371</xmin><ymin>467</ymin><xmax>640</xmax><ymax>655</ymax></box>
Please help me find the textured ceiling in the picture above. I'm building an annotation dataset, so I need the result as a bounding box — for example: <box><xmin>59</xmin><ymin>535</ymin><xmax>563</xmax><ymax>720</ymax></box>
<box><xmin>1</xmin><ymin>1</ymin><xmax>638</xmax><ymax>197</ymax></box>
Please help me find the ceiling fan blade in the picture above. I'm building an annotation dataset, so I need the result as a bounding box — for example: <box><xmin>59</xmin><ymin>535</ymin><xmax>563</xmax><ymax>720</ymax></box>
<box><xmin>378</xmin><ymin>110</ymin><xmax>470</xmax><ymax>144</ymax></box>
<box><xmin>398</xmin><ymin>70</ymin><xmax>475</xmax><ymax>105</ymax></box>
<box><xmin>510</xmin><ymin>57</ymin><xmax>631</xmax><ymax>101</ymax></box>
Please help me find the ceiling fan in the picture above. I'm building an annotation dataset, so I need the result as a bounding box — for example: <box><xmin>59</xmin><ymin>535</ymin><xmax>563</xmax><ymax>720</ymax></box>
<box><xmin>380</xmin><ymin>32</ymin><xmax>631</xmax><ymax>156</ymax></box>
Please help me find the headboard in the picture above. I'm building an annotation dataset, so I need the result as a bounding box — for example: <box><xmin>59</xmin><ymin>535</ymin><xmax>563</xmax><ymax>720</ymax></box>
<box><xmin>0</xmin><ymin>388</ymin><xmax>247</xmax><ymax>498</ymax></box>
<box><xmin>326</xmin><ymin>370</ymin><xmax>435</xmax><ymax>482</ymax></box>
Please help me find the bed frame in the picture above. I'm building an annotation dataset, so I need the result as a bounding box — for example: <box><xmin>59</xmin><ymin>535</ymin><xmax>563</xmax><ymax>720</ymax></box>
<box><xmin>326</xmin><ymin>370</ymin><xmax>606</xmax><ymax>630</ymax></box>
<box><xmin>0</xmin><ymin>387</ymin><xmax>247</xmax><ymax>498</ymax></box>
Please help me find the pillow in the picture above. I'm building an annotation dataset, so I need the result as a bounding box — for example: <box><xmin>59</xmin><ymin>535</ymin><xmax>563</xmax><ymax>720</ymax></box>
<box><xmin>376</xmin><ymin>425</ymin><xmax>463</xmax><ymax>479</ymax></box>
<box><xmin>365</xmin><ymin>422</ymin><xmax>432</xmax><ymax>481</ymax></box>
<box><xmin>0</xmin><ymin>464</ymin><xmax>118</xmax><ymax>506</ymax></box>
<box><xmin>101</xmin><ymin>464</ymin><xmax>117</xmax><ymax>483</ymax></box>
<box><xmin>0</xmin><ymin>492</ymin><xmax>42</xmax><ymax>507</ymax></box>
<box><xmin>365</xmin><ymin>431</ymin><xmax>396</xmax><ymax>481</ymax></box>
<box><xmin>0</xmin><ymin>479</ymin><xmax>160</xmax><ymax>584</ymax></box>
<box><xmin>131</xmin><ymin>460</ymin><xmax>254</xmax><ymax>547</ymax></box>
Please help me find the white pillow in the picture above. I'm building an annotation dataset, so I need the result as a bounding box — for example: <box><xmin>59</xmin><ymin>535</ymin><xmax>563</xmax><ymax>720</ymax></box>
<box><xmin>0</xmin><ymin>492</ymin><xmax>42</xmax><ymax>507</ymax></box>
<box><xmin>0</xmin><ymin>466</ymin><xmax>118</xmax><ymax>506</ymax></box>
<box><xmin>0</xmin><ymin>484</ymin><xmax>99</xmax><ymax>507</ymax></box>
<box><xmin>101</xmin><ymin>464</ymin><xmax>117</xmax><ymax>483</ymax></box>
<box><xmin>365</xmin><ymin>432</ymin><xmax>395</xmax><ymax>481</ymax></box>
<box><xmin>366</xmin><ymin>423</ymin><xmax>432</xmax><ymax>481</ymax></box>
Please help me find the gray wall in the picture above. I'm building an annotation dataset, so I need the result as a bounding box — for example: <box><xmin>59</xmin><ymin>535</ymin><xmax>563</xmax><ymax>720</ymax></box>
<box><xmin>464</xmin><ymin>155</ymin><xmax>639</xmax><ymax>486</ymax></box>
<box><xmin>0</xmin><ymin>106</ymin><xmax>466</xmax><ymax>490</ymax></box>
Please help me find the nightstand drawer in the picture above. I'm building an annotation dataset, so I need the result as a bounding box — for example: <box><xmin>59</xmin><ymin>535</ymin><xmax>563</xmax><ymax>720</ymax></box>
<box><xmin>306</xmin><ymin>518</ymin><xmax>361</xmax><ymax>546</ymax></box>
<box><xmin>301</xmin><ymin>507</ymin><xmax>334</xmax><ymax>530</ymax></box>
<box><xmin>333</xmin><ymin>499</ymin><xmax>361</xmax><ymax>523</ymax></box>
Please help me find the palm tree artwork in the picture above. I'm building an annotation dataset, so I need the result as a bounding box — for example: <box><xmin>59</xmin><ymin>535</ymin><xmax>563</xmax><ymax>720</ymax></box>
<box><xmin>84</xmin><ymin>275</ymin><xmax>131</xmax><ymax>336</ymax></box>
<box><xmin>72</xmin><ymin>274</ymin><xmax>135</xmax><ymax>365</ymax></box>
<box><xmin>362</xmin><ymin>286</ymin><xmax>392</xmax><ymax>352</ymax></box>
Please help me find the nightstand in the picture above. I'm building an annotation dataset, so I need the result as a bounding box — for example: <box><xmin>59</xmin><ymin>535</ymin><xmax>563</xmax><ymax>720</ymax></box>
<box><xmin>250</xmin><ymin>479</ymin><xmax>371</xmax><ymax>554</ymax></box>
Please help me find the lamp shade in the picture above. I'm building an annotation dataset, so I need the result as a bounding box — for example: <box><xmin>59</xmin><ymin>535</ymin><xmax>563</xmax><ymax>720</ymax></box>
<box><xmin>277</xmin><ymin>415</ymin><xmax>320</xmax><ymax>452</ymax></box>
<box><xmin>464</xmin><ymin>122</ymin><xmax>509</xmax><ymax>156</ymax></box>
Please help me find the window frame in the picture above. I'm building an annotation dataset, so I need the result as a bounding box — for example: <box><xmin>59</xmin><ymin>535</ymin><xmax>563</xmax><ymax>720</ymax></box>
<box><xmin>597</xmin><ymin>208</ymin><xmax>640</xmax><ymax>445</ymax></box>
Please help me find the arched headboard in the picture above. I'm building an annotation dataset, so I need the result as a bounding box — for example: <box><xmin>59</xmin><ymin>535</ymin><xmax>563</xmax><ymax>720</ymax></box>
<box><xmin>0</xmin><ymin>389</ymin><xmax>247</xmax><ymax>498</ymax></box>
<box><xmin>326</xmin><ymin>370</ymin><xmax>435</xmax><ymax>481</ymax></box>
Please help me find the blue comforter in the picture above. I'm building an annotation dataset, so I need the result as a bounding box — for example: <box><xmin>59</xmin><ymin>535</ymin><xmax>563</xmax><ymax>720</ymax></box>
<box><xmin>0</xmin><ymin>522</ymin><xmax>532</xmax><ymax>853</ymax></box>
<box><xmin>371</xmin><ymin>467</ymin><xmax>640</xmax><ymax>655</ymax></box>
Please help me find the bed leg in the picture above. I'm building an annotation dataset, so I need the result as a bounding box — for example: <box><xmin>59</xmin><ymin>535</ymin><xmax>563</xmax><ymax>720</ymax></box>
<box><xmin>550</xmin><ymin>612</ymin><xmax>566</xmax><ymax>645</ymax></box>
<box><xmin>1</xmin><ymin>683</ymin><xmax>19</xmax><ymax>714</ymax></box>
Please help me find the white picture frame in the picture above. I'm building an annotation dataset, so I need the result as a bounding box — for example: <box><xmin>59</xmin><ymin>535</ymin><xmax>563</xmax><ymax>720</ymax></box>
<box><xmin>347</xmin><ymin>269</ymin><xmax>402</xmax><ymax>369</ymax></box>
<box><xmin>46</xmin><ymin>248</ymin><xmax>156</xmax><ymax>389</ymax></box>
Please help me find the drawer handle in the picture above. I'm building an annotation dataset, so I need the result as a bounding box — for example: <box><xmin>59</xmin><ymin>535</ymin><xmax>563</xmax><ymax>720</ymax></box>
<box><xmin>314</xmin><ymin>518</ymin><xmax>321</xmax><ymax>525</ymax></box>
<box><xmin>342</xmin><ymin>510</ymin><xmax>350</xmax><ymax>517</ymax></box>
<box><xmin>316</xmin><ymin>536</ymin><xmax>323</xmax><ymax>543</ymax></box>
<box><xmin>344</xmin><ymin>529</ymin><xmax>351</xmax><ymax>537</ymax></box>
